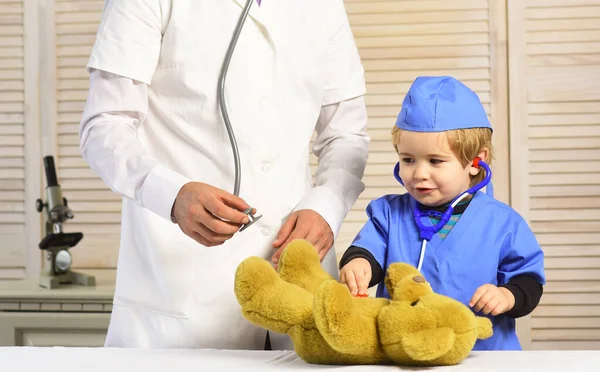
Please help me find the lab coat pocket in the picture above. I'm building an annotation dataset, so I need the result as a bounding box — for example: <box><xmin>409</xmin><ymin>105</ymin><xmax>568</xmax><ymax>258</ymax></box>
<box><xmin>115</xmin><ymin>204</ymin><xmax>200</xmax><ymax>319</ymax></box>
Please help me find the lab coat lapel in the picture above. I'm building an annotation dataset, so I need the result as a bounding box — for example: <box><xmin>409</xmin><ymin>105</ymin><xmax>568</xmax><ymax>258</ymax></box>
<box><xmin>232</xmin><ymin>0</ymin><xmax>268</xmax><ymax>27</ymax></box>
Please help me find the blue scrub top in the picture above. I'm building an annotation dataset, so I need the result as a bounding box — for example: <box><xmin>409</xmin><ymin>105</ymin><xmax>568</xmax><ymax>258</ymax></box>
<box><xmin>351</xmin><ymin>191</ymin><xmax>546</xmax><ymax>350</ymax></box>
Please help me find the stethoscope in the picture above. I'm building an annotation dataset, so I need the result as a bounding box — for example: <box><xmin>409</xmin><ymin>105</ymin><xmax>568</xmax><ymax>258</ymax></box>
<box><xmin>218</xmin><ymin>0</ymin><xmax>262</xmax><ymax>232</ymax></box>
<box><xmin>393</xmin><ymin>157</ymin><xmax>492</xmax><ymax>271</ymax></box>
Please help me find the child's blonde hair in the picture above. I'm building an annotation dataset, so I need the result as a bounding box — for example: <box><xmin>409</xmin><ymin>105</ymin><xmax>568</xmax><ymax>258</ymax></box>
<box><xmin>391</xmin><ymin>126</ymin><xmax>494</xmax><ymax>186</ymax></box>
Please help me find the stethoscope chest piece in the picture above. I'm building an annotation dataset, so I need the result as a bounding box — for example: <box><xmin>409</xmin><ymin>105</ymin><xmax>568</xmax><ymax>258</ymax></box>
<box><xmin>239</xmin><ymin>208</ymin><xmax>263</xmax><ymax>232</ymax></box>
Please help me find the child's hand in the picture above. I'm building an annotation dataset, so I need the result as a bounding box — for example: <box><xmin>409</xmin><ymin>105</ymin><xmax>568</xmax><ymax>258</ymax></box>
<box><xmin>469</xmin><ymin>284</ymin><xmax>515</xmax><ymax>316</ymax></box>
<box><xmin>340</xmin><ymin>258</ymin><xmax>372</xmax><ymax>297</ymax></box>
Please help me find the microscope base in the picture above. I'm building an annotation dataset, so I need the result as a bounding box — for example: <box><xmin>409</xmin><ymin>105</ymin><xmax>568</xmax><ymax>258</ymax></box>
<box><xmin>39</xmin><ymin>270</ymin><xmax>96</xmax><ymax>289</ymax></box>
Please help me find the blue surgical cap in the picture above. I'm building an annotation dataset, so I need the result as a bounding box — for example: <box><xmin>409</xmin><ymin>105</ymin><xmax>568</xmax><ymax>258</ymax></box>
<box><xmin>396</xmin><ymin>76</ymin><xmax>492</xmax><ymax>133</ymax></box>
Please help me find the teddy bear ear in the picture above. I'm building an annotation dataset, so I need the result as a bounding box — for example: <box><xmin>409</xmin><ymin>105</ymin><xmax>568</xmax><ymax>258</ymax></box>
<box><xmin>384</xmin><ymin>262</ymin><xmax>422</xmax><ymax>297</ymax></box>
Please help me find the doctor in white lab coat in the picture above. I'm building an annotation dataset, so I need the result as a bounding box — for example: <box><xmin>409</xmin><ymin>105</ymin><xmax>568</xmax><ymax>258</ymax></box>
<box><xmin>79</xmin><ymin>0</ymin><xmax>369</xmax><ymax>350</ymax></box>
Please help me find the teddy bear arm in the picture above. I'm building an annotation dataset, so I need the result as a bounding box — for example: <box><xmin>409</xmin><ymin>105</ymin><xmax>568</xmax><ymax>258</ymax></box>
<box><xmin>314</xmin><ymin>280</ymin><xmax>387</xmax><ymax>360</ymax></box>
<box><xmin>475</xmin><ymin>316</ymin><xmax>493</xmax><ymax>340</ymax></box>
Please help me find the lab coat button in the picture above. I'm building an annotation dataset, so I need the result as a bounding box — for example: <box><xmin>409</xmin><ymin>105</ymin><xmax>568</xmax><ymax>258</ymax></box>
<box><xmin>262</xmin><ymin>228</ymin><xmax>271</xmax><ymax>236</ymax></box>
<box><xmin>261</xmin><ymin>162</ymin><xmax>271</xmax><ymax>172</ymax></box>
<box><xmin>259</xmin><ymin>97</ymin><xmax>270</xmax><ymax>108</ymax></box>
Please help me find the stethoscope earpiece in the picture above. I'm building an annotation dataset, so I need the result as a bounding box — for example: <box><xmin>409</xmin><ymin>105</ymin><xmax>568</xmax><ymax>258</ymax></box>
<box><xmin>393</xmin><ymin>162</ymin><xmax>404</xmax><ymax>186</ymax></box>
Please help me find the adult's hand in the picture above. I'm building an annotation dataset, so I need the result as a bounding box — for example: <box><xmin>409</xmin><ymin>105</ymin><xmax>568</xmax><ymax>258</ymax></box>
<box><xmin>271</xmin><ymin>209</ymin><xmax>334</xmax><ymax>265</ymax></box>
<box><xmin>172</xmin><ymin>182</ymin><xmax>254</xmax><ymax>247</ymax></box>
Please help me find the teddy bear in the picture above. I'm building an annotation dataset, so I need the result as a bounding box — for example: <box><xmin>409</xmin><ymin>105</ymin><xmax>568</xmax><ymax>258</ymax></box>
<box><xmin>234</xmin><ymin>239</ymin><xmax>493</xmax><ymax>366</ymax></box>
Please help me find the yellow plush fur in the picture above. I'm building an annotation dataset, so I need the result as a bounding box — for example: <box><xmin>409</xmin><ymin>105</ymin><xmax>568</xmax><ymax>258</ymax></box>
<box><xmin>234</xmin><ymin>239</ymin><xmax>493</xmax><ymax>366</ymax></box>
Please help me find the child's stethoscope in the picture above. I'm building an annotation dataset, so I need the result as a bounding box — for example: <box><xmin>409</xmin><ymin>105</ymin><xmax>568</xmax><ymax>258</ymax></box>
<box><xmin>393</xmin><ymin>158</ymin><xmax>492</xmax><ymax>271</ymax></box>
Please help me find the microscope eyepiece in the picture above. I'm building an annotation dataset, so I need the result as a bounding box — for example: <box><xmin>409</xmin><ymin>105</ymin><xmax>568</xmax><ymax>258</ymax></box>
<box><xmin>44</xmin><ymin>155</ymin><xmax>59</xmax><ymax>187</ymax></box>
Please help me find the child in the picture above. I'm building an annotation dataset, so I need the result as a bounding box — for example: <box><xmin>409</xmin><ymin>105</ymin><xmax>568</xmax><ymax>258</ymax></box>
<box><xmin>339</xmin><ymin>76</ymin><xmax>545</xmax><ymax>351</ymax></box>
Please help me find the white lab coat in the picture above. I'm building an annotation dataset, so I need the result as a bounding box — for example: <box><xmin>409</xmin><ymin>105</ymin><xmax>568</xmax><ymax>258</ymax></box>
<box><xmin>80</xmin><ymin>0</ymin><xmax>369</xmax><ymax>350</ymax></box>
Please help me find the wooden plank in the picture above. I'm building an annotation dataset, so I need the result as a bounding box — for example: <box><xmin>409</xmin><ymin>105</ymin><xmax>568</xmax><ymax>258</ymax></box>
<box><xmin>0</xmin><ymin>113</ymin><xmax>24</xmax><ymax>124</ymax></box>
<box><xmin>356</xmin><ymin>33</ymin><xmax>489</xmax><ymax>49</ymax></box>
<box><xmin>359</xmin><ymin>45</ymin><xmax>490</xmax><ymax>60</ymax></box>
<box><xmin>526</xmin><ymin>6</ymin><xmax>600</xmax><ymax>19</ymax></box>
<box><xmin>0</xmin><ymin>191</ymin><xmax>24</xmax><ymax>201</ymax></box>
<box><xmin>530</xmin><ymin>149</ymin><xmax>600</xmax><ymax>162</ymax></box>
<box><xmin>535</xmin><ymin>305</ymin><xmax>600</xmax><ymax>317</ymax></box>
<box><xmin>532</xmin><ymin>317</ymin><xmax>600</xmax><ymax>329</ymax></box>
<box><xmin>529</xmin><ymin>101</ymin><xmax>600</xmax><ymax>114</ymax></box>
<box><xmin>531</xmin><ymin>196</ymin><xmax>600</xmax><ymax>209</ymax></box>
<box><xmin>528</xmin><ymin>53</ymin><xmax>600</xmax><ymax>66</ymax></box>
<box><xmin>544</xmin><ymin>281</ymin><xmax>600</xmax><ymax>293</ymax></box>
<box><xmin>347</xmin><ymin>10</ymin><xmax>488</xmax><ymax>26</ymax></box>
<box><xmin>542</xmin><ymin>245</ymin><xmax>600</xmax><ymax>258</ymax></box>
<box><xmin>545</xmin><ymin>256</ymin><xmax>600</xmax><ymax>270</ymax></box>
<box><xmin>529</xmin><ymin>137</ymin><xmax>600</xmax><ymax>150</ymax></box>
<box><xmin>362</xmin><ymin>57</ymin><xmax>490</xmax><ymax>71</ymax></box>
<box><xmin>532</xmin><ymin>221</ymin><xmax>600</xmax><ymax>234</ymax></box>
<box><xmin>538</xmin><ymin>232</ymin><xmax>600</xmax><ymax>245</ymax></box>
<box><xmin>528</xmin><ymin>42</ymin><xmax>600</xmax><ymax>56</ymax></box>
<box><xmin>345</xmin><ymin>0</ymin><xmax>488</xmax><ymax>14</ymax></box>
<box><xmin>0</xmin><ymin>135</ymin><xmax>24</xmax><ymax>146</ymax></box>
<box><xmin>0</xmin><ymin>168</ymin><xmax>24</xmax><ymax>180</ymax></box>
<box><xmin>530</xmin><ymin>173</ymin><xmax>600</xmax><ymax>186</ymax></box>
<box><xmin>527</xmin><ymin>17</ymin><xmax>600</xmax><ymax>31</ymax></box>
<box><xmin>532</xmin><ymin>328</ymin><xmax>600</xmax><ymax>341</ymax></box>
<box><xmin>528</xmin><ymin>66</ymin><xmax>600</xmax><ymax>102</ymax></box>
<box><xmin>545</xmin><ymin>268</ymin><xmax>600</xmax><ymax>281</ymax></box>
<box><xmin>365</xmin><ymin>68</ymin><xmax>490</xmax><ymax>83</ymax></box>
<box><xmin>528</xmin><ymin>0</ymin><xmax>600</xmax><ymax>8</ymax></box>
<box><xmin>55</xmin><ymin>11</ymin><xmax>100</xmax><ymax>24</ymax></box>
<box><xmin>0</xmin><ymin>124</ymin><xmax>23</xmax><ymax>135</ymax></box>
<box><xmin>530</xmin><ymin>160</ymin><xmax>600</xmax><ymax>173</ymax></box>
<box><xmin>353</xmin><ymin>21</ymin><xmax>489</xmax><ymax>37</ymax></box>
<box><xmin>532</xmin><ymin>340</ymin><xmax>600</xmax><ymax>350</ymax></box>
<box><xmin>528</xmin><ymin>112</ymin><xmax>600</xmax><ymax>126</ymax></box>
<box><xmin>529</xmin><ymin>209</ymin><xmax>600</xmax><ymax>221</ymax></box>
<box><xmin>68</xmin><ymin>201</ymin><xmax>121</xmax><ymax>213</ymax></box>
<box><xmin>55</xmin><ymin>189</ymin><xmax>120</xmax><ymax>202</ymax></box>
<box><xmin>54</xmin><ymin>212</ymin><xmax>121</xmax><ymax>224</ymax></box>
<box><xmin>529</xmin><ymin>125</ymin><xmax>600</xmax><ymax>138</ymax></box>
<box><xmin>0</xmin><ymin>212</ymin><xmax>24</xmax><ymax>223</ymax></box>
<box><xmin>527</xmin><ymin>30</ymin><xmax>600</xmax><ymax>44</ymax></box>
<box><xmin>55</xmin><ymin>1</ymin><xmax>104</xmax><ymax>13</ymax></box>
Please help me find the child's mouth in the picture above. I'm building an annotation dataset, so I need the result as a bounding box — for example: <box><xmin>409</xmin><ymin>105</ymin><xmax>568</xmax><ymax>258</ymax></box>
<box><xmin>416</xmin><ymin>187</ymin><xmax>434</xmax><ymax>194</ymax></box>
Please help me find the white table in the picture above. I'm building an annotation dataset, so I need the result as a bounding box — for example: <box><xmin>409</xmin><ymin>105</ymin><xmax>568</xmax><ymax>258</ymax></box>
<box><xmin>1</xmin><ymin>347</ymin><xmax>599</xmax><ymax>371</ymax></box>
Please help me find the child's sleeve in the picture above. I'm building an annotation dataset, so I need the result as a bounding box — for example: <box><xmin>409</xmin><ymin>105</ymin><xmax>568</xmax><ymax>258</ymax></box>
<box><xmin>346</xmin><ymin>197</ymin><xmax>391</xmax><ymax>274</ymax></box>
<box><xmin>498</xmin><ymin>215</ymin><xmax>546</xmax><ymax>286</ymax></box>
<box><xmin>339</xmin><ymin>246</ymin><xmax>384</xmax><ymax>287</ymax></box>
<box><xmin>500</xmin><ymin>275</ymin><xmax>543</xmax><ymax>318</ymax></box>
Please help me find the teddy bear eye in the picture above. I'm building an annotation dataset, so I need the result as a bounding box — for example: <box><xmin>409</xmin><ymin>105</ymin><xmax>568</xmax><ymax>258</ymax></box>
<box><xmin>411</xmin><ymin>300</ymin><xmax>419</xmax><ymax>307</ymax></box>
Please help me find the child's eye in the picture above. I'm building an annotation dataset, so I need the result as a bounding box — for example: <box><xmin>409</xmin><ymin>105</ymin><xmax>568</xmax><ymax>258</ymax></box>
<box><xmin>402</xmin><ymin>158</ymin><xmax>414</xmax><ymax>164</ymax></box>
<box><xmin>430</xmin><ymin>159</ymin><xmax>444</xmax><ymax>165</ymax></box>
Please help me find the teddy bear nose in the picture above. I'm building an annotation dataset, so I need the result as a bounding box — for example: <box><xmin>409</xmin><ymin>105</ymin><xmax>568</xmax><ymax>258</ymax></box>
<box><xmin>412</xmin><ymin>276</ymin><xmax>426</xmax><ymax>283</ymax></box>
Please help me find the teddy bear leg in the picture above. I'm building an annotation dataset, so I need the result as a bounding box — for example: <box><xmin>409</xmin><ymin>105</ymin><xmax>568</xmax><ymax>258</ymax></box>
<box><xmin>384</xmin><ymin>327</ymin><xmax>455</xmax><ymax>364</ymax></box>
<box><xmin>234</xmin><ymin>256</ymin><xmax>314</xmax><ymax>335</ymax></box>
<box><xmin>314</xmin><ymin>280</ymin><xmax>388</xmax><ymax>360</ymax></box>
<box><xmin>277</xmin><ymin>239</ymin><xmax>334</xmax><ymax>294</ymax></box>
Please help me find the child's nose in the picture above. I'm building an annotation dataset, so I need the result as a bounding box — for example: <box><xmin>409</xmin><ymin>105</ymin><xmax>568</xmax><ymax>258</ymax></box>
<box><xmin>413</xmin><ymin>163</ymin><xmax>430</xmax><ymax>180</ymax></box>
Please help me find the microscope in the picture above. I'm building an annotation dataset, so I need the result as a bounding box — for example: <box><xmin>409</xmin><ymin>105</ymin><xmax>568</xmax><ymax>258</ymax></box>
<box><xmin>35</xmin><ymin>155</ymin><xmax>95</xmax><ymax>289</ymax></box>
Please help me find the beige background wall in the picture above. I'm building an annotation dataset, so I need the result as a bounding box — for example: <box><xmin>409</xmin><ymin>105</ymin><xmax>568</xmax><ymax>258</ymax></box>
<box><xmin>0</xmin><ymin>0</ymin><xmax>598</xmax><ymax>350</ymax></box>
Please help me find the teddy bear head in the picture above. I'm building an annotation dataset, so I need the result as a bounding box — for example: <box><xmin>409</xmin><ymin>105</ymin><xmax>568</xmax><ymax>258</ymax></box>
<box><xmin>377</xmin><ymin>262</ymin><xmax>493</xmax><ymax>366</ymax></box>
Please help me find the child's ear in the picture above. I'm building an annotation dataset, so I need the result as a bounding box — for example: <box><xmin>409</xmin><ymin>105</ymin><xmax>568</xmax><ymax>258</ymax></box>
<box><xmin>469</xmin><ymin>148</ymin><xmax>490</xmax><ymax>176</ymax></box>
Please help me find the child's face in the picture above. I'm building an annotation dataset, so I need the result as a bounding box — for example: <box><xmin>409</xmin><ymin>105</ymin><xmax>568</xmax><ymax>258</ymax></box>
<box><xmin>396</xmin><ymin>131</ymin><xmax>477</xmax><ymax>207</ymax></box>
